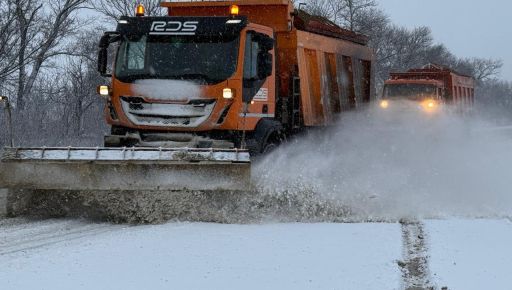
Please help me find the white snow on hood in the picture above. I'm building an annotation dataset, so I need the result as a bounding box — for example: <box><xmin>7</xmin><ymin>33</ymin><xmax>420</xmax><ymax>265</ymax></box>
<box><xmin>132</xmin><ymin>79</ymin><xmax>201</xmax><ymax>101</ymax></box>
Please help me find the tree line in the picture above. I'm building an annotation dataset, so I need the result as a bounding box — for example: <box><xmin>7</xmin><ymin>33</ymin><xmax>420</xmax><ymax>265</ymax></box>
<box><xmin>0</xmin><ymin>0</ymin><xmax>163</xmax><ymax>146</ymax></box>
<box><xmin>0</xmin><ymin>0</ymin><xmax>511</xmax><ymax>147</ymax></box>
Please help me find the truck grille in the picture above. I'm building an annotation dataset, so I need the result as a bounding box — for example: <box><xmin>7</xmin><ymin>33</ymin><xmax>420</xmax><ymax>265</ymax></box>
<box><xmin>120</xmin><ymin>97</ymin><xmax>216</xmax><ymax>128</ymax></box>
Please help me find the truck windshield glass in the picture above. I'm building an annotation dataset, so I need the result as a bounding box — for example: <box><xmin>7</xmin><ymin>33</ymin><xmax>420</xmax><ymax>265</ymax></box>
<box><xmin>384</xmin><ymin>84</ymin><xmax>437</xmax><ymax>100</ymax></box>
<box><xmin>115</xmin><ymin>34</ymin><xmax>240</xmax><ymax>84</ymax></box>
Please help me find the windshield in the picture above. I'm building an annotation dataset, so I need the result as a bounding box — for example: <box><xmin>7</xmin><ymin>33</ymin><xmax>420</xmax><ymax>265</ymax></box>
<box><xmin>115</xmin><ymin>34</ymin><xmax>240</xmax><ymax>84</ymax></box>
<box><xmin>384</xmin><ymin>84</ymin><xmax>437</xmax><ymax>100</ymax></box>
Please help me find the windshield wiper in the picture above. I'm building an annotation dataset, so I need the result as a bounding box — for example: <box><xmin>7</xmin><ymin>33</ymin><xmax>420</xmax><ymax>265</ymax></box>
<box><xmin>118</xmin><ymin>73</ymin><xmax>156</xmax><ymax>82</ymax></box>
<box><xmin>176</xmin><ymin>73</ymin><xmax>211</xmax><ymax>81</ymax></box>
<box><xmin>166</xmin><ymin>73</ymin><xmax>221</xmax><ymax>84</ymax></box>
<box><xmin>118</xmin><ymin>73</ymin><xmax>221</xmax><ymax>84</ymax></box>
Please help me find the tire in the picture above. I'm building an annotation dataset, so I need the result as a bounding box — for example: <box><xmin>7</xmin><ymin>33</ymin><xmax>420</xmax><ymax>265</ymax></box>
<box><xmin>262</xmin><ymin>142</ymin><xmax>278</xmax><ymax>154</ymax></box>
<box><xmin>250</xmin><ymin>119</ymin><xmax>284</xmax><ymax>155</ymax></box>
<box><xmin>110</xmin><ymin>126</ymin><xmax>127</xmax><ymax>136</ymax></box>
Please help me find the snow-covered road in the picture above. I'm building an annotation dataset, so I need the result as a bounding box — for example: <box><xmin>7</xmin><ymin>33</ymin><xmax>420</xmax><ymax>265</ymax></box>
<box><xmin>1</xmin><ymin>218</ymin><xmax>511</xmax><ymax>290</ymax></box>
<box><xmin>1</xmin><ymin>219</ymin><xmax>402</xmax><ymax>290</ymax></box>
<box><xmin>427</xmin><ymin>219</ymin><xmax>512</xmax><ymax>289</ymax></box>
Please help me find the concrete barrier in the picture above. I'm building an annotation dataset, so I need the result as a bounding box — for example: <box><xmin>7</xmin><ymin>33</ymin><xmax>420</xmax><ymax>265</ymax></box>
<box><xmin>0</xmin><ymin>188</ymin><xmax>7</xmax><ymax>217</ymax></box>
<box><xmin>0</xmin><ymin>188</ymin><xmax>36</xmax><ymax>217</ymax></box>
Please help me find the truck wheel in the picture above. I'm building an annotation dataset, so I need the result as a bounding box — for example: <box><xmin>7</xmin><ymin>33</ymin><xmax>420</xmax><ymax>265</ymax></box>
<box><xmin>251</xmin><ymin>119</ymin><xmax>285</xmax><ymax>155</ymax></box>
<box><xmin>111</xmin><ymin>126</ymin><xmax>127</xmax><ymax>136</ymax></box>
<box><xmin>262</xmin><ymin>142</ymin><xmax>278</xmax><ymax>154</ymax></box>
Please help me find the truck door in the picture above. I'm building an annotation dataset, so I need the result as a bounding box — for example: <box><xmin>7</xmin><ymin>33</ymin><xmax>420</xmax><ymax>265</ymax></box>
<box><xmin>242</xmin><ymin>30</ymin><xmax>275</xmax><ymax>120</ymax></box>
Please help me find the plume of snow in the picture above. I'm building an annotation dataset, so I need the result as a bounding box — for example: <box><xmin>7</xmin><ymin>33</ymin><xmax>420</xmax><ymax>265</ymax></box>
<box><xmin>254</xmin><ymin>102</ymin><xmax>512</xmax><ymax>220</ymax></box>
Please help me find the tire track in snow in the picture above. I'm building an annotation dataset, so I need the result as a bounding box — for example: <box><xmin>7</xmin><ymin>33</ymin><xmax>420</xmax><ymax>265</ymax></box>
<box><xmin>1</xmin><ymin>218</ymin><xmax>90</xmax><ymax>235</ymax></box>
<box><xmin>0</xmin><ymin>218</ymin><xmax>123</xmax><ymax>256</ymax></box>
<box><xmin>399</xmin><ymin>220</ymin><xmax>435</xmax><ymax>290</ymax></box>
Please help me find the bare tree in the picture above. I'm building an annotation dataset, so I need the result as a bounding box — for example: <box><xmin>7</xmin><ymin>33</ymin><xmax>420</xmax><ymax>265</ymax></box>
<box><xmin>13</xmin><ymin>0</ymin><xmax>88</xmax><ymax>109</ymax></box>
<box><xmin>339</xmin><ymin>0</ymin><xmax>378</xmax><ymax>32</ymax></box>
<box><xmin>11</xmin><ymin>26</ymin><xmax>107</xmax><ymax>146</ymax></box>
<box><xmin>354</xmin><ymin>5</ymin><xmax>388</xmax><ymax>37</ymax></box>
<box><xmin>302</xmin><ymin>0</ymin><xmax>345</xmax><ymax>23</ymax></box>
<box><xmin>13</xmin><ymin>0</ymin><xmax>43</xmax><ymax>110</ymax></box>
<box><xmin>92</xmin><ymin>0</ymin><xmax>164</xmax><ymax>20</ymax></box>
<box><xmin>373</xmin><ymin>25</ymin><xmax>434</xmax><ymax>84</ymax></box>
<box><xmin>62</xmin><ymin>30</ymin><xmax>105</xmax><ymax>137</ymax></box>
<box><xmin>302</xmin><ymin>0</ymin><xmax>379</xmax><ymax>33</ymax></box>
<box><xmin>0</xmin><ymin>1</ymin><xmax>23</xmax><ymax>83</ymax></box>
<box><xmin>422</xmin><ymin>44</ymin><xmax>457</xmax><ymax>67</ymax></box>
<box><xmin>463</xmin><ymin>58</ymin><xmax>503</xmax><ymax>82</ymax></box>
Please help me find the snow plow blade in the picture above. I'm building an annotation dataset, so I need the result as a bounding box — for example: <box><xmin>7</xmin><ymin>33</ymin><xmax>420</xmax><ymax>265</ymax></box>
<box><xmin>0</xmin><ymin>147</ymin><xmax>251</xmax><ymax>191</ymax></box>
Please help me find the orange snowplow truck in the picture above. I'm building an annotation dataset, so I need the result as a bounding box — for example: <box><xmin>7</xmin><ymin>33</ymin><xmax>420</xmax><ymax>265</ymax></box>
<box><xmin>97</xmin><ymin>0</ymin><xmax>374</xmax><ymax>153</ymax></box>
<box><xmin>380</xmin><ymin>64</ymin><xmax>475</xmax><ymax>113</ymax></box>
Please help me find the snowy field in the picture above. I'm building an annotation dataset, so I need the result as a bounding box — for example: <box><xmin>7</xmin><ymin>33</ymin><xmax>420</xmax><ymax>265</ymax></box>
<box><xmin>1</xmin><ymin>218</ymin><xmax>511</xmax><ymax>290</ymax></box>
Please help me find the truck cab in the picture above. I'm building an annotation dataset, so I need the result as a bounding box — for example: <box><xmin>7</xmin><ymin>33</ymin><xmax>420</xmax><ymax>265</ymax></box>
<box><xmin>98</xmin><ymin>5</ymin><xmax>276</xmax><ymax>149</ymax></box>
<box><xmin>381</xmin><ymin>79</ymin><xmax>444</xmax><ymax>113</ymax></box>
<box><xmin>379</xmin><ymin>64</ymin><xmax>475</xmax><ymax>115</ymax></box>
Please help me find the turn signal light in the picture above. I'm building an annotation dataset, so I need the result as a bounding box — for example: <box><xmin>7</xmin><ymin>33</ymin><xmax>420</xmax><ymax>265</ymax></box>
<box><xmin>230</xmin><ymin>5</ymin><xmax>239</xmax><ymax>15</ymax></box>
<box><xmin>136</xmin><ymin>4</ymin><xmax>145</xmax><ymax>17</ymax></box>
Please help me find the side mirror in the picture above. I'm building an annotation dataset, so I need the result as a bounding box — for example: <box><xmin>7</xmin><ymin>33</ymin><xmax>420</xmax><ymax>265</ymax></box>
<box><xmin>97</xmin><ymin>32</ymin><xmax>120</xmax><ymax>77</ymax></box>
<box><xmin>257</xmin><ymin>52</ymin><xmax>273</xmax><ymax>79</ymax></box>
<box><xmin>259</xmin><ymin>37</ymin><xmax>274</xmax><ymax>52</ymax></box>
<box><xmin>253</xmin><ymin>33</ymin><xmax>274</xmax><ymax>52</ymax></box>
<box><xmin>98</xmin><ymin>48</ymin><xmax>109</xmax><ymax>76</ymax></box>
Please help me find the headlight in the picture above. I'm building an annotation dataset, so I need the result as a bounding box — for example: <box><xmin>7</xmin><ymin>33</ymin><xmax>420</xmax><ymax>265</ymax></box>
<box><xmin>98</xmin><ymin>85</ymin><xmax>111</xmax><ymax>98</ymax></box>
<box><xmin>421</xmin><ymin>100</ymin><xmax>438</xmax><ymax>112</ymax></box>
<box><xmin>223</xmin><ymin>88</ymin><xmax>234</xmax><ymax>99</ymax></box>
<box><xmin>380</xmin><ymin>100</ymin><xmax>389</xmax><ymax>109</ymax></box>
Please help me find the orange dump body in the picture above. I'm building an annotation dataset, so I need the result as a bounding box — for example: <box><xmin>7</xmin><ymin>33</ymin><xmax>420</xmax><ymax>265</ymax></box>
<box><xmin>104</xmin><ymin>0</ymin><xmax>374</xmax><ymax>147</ymax></box>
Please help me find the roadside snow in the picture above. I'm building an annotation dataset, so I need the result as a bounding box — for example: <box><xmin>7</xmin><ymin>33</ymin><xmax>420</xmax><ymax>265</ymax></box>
<box><xmin>426</xmin><ymin>219</ymin><xmax>512</xmax><ymax>290</ymax></box>
<box><xmin>0</xmin><ymin>222</ymin><xmax>402</xmax><ymax>290</ymax></box>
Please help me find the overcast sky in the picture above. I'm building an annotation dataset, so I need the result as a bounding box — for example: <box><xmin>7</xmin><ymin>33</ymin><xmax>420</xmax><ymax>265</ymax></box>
<box><xmin>381</xmin><ymin>0</ymin><xmax>511</xmax><ymax>81</ymax></box>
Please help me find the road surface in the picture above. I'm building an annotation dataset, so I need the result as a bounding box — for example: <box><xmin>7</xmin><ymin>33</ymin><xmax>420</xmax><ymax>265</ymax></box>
<box><xmin>1</xmin><ymin>217</ymin><xmax>511</xmax><ymax>290</ymax></box>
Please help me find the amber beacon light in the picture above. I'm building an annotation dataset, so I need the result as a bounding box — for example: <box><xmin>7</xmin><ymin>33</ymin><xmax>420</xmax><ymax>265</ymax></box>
<box><xmin>136</xmin><ymin>4</ymin><xmax>145</xmax><ymax>17</ymax></box>
<box><xmin>230</xmin><ymin>5</ymin><xmax>239</xmax><ymax>15</ymax></box>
